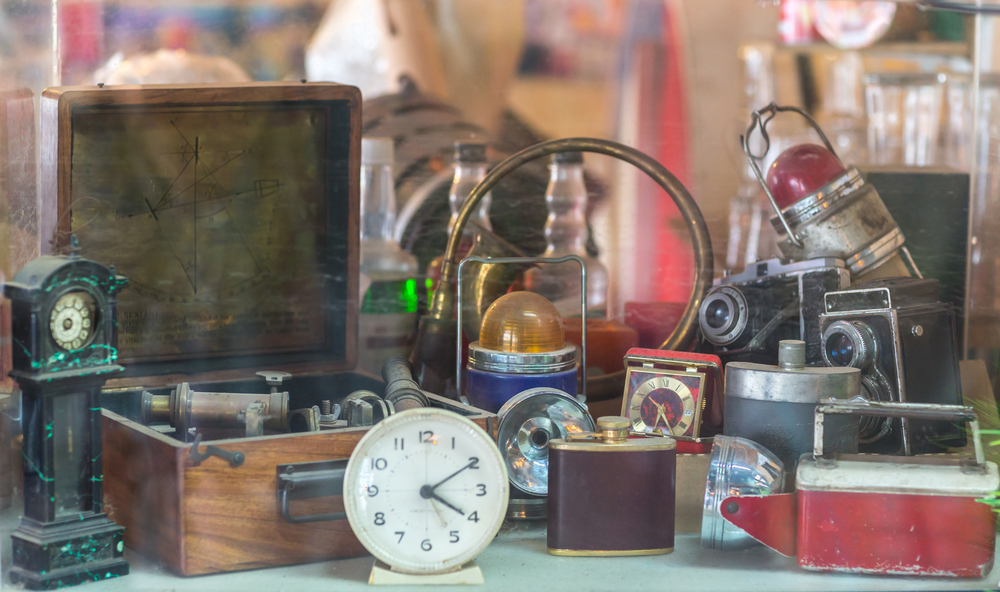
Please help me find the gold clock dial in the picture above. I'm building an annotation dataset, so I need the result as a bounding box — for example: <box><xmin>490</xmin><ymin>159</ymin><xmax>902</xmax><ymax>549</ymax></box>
<box><xmin>49</xmin><ymin>291</ymin><xmax>98</xmax><ymax>351</ymax></box>
<box><xmin>628</xmin><ymin>376</ymin><xmax>696</xmax><ymax>436</ymax></box>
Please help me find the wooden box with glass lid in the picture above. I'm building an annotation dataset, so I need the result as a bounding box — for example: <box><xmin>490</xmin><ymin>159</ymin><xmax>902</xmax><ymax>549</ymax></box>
<box><xmin>34</xmin><ymin>82</ymin><xmax>495</xmax><ymax>576</ymax></box>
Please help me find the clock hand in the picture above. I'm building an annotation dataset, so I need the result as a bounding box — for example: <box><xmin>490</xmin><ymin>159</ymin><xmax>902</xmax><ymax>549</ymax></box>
<box><xmin>428</xmin><ymin>459</ymin><xmax>477</xmax><ymax>491</ymax></box>
<box><xmin>428</xmin><ymin>498</ymin><xmax>448</xmax><ymax>527</ymax></box>
<box><xmin>430</xmin><ymin>492</ymin><xmax>465</xmax><ymax>516</ymax></box>
<box><xmin>652</xmin><ymin>401</ymin><xmax>666</xmax><ymax>427</ymax></box>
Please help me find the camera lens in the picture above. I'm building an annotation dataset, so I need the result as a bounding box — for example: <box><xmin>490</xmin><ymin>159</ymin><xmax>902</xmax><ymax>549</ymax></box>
<box><xmin>825</xmin><ymin>332</ymin><xmax>855</xmax><ymax>367</ymax></box>
<box><xmin>822</xmin><ymin>321</ymin><xmax>877</xmax><ymax>370</ymax></box>
<box><xmin>705</xmin><ymin>299</ymin><xmax>731</xmax><ymax>330</ymax></box>
<box><xmin>699</xmin><ymin>286</ymin><xmax>747</xmax><ymax>346</ymax></box>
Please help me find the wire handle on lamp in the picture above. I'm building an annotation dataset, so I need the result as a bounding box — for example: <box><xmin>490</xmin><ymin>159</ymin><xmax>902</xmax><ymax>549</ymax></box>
<box><xmin>741</xmin><ymin>103</ymin><xmax>842</xmax><ymax>249</ymax></box>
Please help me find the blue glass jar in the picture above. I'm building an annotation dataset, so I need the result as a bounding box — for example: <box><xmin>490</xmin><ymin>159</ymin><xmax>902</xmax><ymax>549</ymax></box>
<box><xmin>464</xmin><ymin>343</ymin><xmax>577</xmax><ymax>413</ymax></box>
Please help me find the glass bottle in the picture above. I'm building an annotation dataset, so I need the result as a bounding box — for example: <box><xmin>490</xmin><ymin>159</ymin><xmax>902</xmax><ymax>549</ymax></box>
<box><xmin>816</xmin><ymin>51</ymin><xmax>867</xmax><ymax>166</ymax></box>
<box><xmin>524</xmin><ymin>152</ymin><xmax>608</xmax><ymax>318</ymax></box>
<box><xmin>358</xmin><ymin>137</ymin><xmax>420</xmax><ymax>375</ymax></box>
<box><xmin>426</xmin><ymin>141</ymin><xmax>493</xmax><ymax>285</ymax></box>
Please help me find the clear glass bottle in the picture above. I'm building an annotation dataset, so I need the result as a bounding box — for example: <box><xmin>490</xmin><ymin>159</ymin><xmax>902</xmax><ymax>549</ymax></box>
<box><xmin>816</xmin><ymin>51</ymin><xmax>867</xmax><ymax>166</ymax></box>
<box><xmin>524</xmin><ymin>152</ymin><xmax>608</xmax><ymax>318</ymax></box>
<box><xmin>358</xmin><ymin>137</ymin><xmax>420</xmax><ymax>374</ymax></box>
<box><xmin>427</xmin><ymin>141</ymin><xmax>493</xmax><ymax>284</ymax></box>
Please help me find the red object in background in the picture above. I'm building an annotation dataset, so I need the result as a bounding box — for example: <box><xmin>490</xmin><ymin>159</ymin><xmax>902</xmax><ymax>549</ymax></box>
<box><xmin>563</xmin><ymin>318</ymin><xmax>638</xmax><ymax>375</ymax></box>
<box><xmin>779</xmin><ymin>0</ymin><xmax>821</xmax><ymax>45</ymax></box>
<box><xmin>675</xmin><ymin>440</ymin><xmax>710</xmax><ymax>454</ymax></box>
<box><xmin>765</xmin><ymin>144</ymin><xmax>847</xmax><ymax>209</ymax></box>
<box><xmin>653</xmin><ymin>4</ymin><xmax>694</xmax><ymax>303</ymax></box>
<box><xmin>629</xmin><ymin>433</ymin><xmax>708</xmax><ymax>454</ymax></box>
<box><xmin>160</xmin><ymin>18</ymin><xmax>194</xmax><ymax>51</ymax></box>
<box><xmin>59</xmin><ymin>2</ymin><xmax>103</xmax><ymax>70</ymax></box>
<box><xmin>624</xmin><ymin>301</ymin><xmax>685</xmax><ymax>349</ymax></box>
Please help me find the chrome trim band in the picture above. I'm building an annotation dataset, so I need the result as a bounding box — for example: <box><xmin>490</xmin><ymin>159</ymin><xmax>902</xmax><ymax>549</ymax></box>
<box><xmin>774</xmin><ymin>168</ymin><xmax>865</xmax><ymax>229</ymax></box>
<box><xmin>845</xmin><ymin>227</ymin><xmax>905</xmax><ymax>275</ymax></box>
<box><xmin>468</xmin><ymin>342</ymin><xmax>577</xmax><ymax>374</ymax></box>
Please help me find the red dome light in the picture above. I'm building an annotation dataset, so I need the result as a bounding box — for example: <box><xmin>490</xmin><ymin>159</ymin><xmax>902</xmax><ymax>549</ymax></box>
<box><xmin>765</xmin><ymin>144</ymin><xmax>846</xmax><ymax>209</ymax></box>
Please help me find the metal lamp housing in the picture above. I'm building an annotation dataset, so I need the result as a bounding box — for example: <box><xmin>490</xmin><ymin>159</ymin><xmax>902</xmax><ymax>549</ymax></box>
<box><xmin>496</xmin><ymin>387</ymin><xmax>594</xmax><ymax>521</ymax></box>
<box><xmin>701</xmin><ymin>435</ymin><xmax>785</xmax><ymax>551</ymax></box>
<box><xmin>496</xmin><ymin>387</ymin><xmax>594</xmax><ymax>496</ymax></box>
<box><xmin>769</xmin><ymin>168</ymin><xmax>910</xmax><ymax>281</ymax></box>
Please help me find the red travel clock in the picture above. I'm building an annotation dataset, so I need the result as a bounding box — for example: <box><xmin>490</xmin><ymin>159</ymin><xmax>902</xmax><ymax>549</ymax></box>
<box><xmin>621</xmin><ymin>349</ymin><xmax>723</xmax><ymax>451</ymax></box>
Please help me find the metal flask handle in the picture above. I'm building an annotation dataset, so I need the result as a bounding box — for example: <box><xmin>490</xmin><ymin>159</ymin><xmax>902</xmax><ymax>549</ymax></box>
<box><xmin>813</xmin><ymin>400</ymin><xmax>984</xmax><ymax>469</ymax></box>
<box><xmin>742</xmin><ymin>102</ymin><xmax>844</xmax><ymax>249</ymax></box>
<box><xmin>456</xmin><ymin>254</ymin><xmax>588</xmax><ymax>406</ymax></box>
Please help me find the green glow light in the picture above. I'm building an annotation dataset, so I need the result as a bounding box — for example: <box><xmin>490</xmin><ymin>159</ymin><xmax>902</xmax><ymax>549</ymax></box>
<box><xmin>402</xmin><ymin>278</ymin><xmax>419</xmax><ymax>313</ymax></box>
<box><xmin>23</xmin><ymin>452</ymin><xmax>54</xmax><ymax>482</ymax></box>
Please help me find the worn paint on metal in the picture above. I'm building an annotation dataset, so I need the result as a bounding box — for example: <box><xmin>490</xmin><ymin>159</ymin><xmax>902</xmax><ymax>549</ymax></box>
<box><xmin>797</xmin><ymin>490</ymin><xmax>996</xmax><ymax>577</ymax></box>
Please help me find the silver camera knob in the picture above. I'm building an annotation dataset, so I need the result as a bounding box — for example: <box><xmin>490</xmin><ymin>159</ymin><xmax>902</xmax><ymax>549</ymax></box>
<box><xmin>821</xmin><ymin>320</ymin><xmax>877</xmax><ymax>370</ymax></box>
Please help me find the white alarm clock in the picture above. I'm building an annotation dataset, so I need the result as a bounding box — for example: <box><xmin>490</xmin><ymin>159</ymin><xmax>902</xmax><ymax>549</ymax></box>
<box><xmin>343</xmin><ymin>408</ymin><xmax>509</xmax><ymax>580</ymax></box>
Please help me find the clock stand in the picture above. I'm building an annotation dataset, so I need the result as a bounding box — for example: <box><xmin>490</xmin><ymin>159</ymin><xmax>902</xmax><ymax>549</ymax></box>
<box><xmin>369</xmin><ymin>560</ymin><xmax>484</xmax><ymax>585</ymax></box>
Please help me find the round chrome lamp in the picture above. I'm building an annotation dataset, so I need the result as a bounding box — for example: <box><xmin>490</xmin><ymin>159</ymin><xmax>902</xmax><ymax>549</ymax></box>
<box><xmin>496</xmin><ymin>387</ymin><xmax>594</xmax><ymax>520</ymax></box>
<box><xmin>701</xmin><ymin>435</ymin><xmax>785</xmax><ymax>550</ymax></box>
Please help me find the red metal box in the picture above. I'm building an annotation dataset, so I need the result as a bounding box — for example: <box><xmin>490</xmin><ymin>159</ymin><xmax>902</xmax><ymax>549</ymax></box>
<box><xmin>723</xmin><ymin>400</ymin><xmax>998</xmax><ymax>578</ymax></box>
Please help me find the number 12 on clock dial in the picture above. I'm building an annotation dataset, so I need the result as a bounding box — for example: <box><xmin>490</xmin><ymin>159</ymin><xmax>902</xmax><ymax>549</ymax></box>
<box><xmin>343</xmin><ymin>408</ymin><xmax>509</xmax><ymax>575</ymax></box>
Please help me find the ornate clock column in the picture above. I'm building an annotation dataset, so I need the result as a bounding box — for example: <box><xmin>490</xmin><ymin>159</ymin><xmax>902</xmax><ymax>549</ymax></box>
<box><xmin>3</xmin><ymin>239</ymin><xmax>130</xmax><ymax>589</ymax></box>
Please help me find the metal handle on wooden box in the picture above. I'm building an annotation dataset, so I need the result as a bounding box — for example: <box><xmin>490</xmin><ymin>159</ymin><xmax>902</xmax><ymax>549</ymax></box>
<box><xmin>276</xmin><ymin>459</ymin><xmax>348</xmax><ymax>524</ymax></box>
<box><xmin>813</xmin><ymin>400</ymin><xmax>984</xmax><ymax>466</ymax></box>
<box><xmin>742</xmin><ymin>102</ymin><xmax>842</xmax><ymax>249</ymax></box>
<box><xmin>456</xmin><ymin>254</ymin><xmax>587</xmax><ymax>405</ymax></box>
<box><xmin>188</xmin><ymin>434</ymin><xmax>245</xmax><ymax>467</ymax></box>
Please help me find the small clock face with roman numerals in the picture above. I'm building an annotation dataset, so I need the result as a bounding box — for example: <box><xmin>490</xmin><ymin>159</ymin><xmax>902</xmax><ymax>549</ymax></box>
<box><xmin>343</xmin><ymin>408</ymin><xmax>509</xmax><ymax>574</ymax></box>
<box><xmin>48</xmin><ymin>291</ymin><xmax>98</xmax><ymax>351</ymax></box>
<box><xmin>629</xmin><ymin>375</ymin><xmax>695</xmax><ymax>436</ymax></box>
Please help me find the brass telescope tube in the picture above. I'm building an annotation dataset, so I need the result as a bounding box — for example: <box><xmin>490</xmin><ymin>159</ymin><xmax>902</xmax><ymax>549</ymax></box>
<box><xmin>412</xmin><ymin>137</ymin><xmax>714</xmax><ymax>399</ymax></box>
<box><xmin>142</xmin><ymin>383</ymin><xmax>289</xmax><ymax>435</ymax></box>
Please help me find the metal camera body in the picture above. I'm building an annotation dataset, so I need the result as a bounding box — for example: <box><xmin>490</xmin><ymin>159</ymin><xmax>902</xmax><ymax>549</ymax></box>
<box><xmin>699</xmin><ymin>257</ymin><xmax>850</xmax><ymax>365</ymax></box>
<box><xmin>818</xmin><ymin>277</ymin><xmax>965</xmax><ymax>454</ymax></box>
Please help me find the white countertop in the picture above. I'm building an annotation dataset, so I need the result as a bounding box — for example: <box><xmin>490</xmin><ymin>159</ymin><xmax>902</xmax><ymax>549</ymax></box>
<box><xmin>3</xmin><ymin>509</ymin><xmax>998</xmax><ymax>592</ymax></box>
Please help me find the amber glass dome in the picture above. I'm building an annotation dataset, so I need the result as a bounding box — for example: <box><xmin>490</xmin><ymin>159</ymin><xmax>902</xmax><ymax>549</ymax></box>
<box><xmin>479</xmin><ymin>292</ymin><xmax>566</xmax><ymax>353</ymax></box>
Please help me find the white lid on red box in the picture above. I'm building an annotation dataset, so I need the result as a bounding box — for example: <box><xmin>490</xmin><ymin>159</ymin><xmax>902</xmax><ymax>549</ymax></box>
<box><xmin>797</xmin><ymin>456</ymin><xmax>999</xmax><ymax>497</ymax></box>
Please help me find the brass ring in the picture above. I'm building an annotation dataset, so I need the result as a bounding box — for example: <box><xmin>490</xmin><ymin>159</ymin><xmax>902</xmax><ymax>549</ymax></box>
<box><xmin>431</xmin><ymin>137</ymin><xmax>713</xmax><ymax>361</ymax></box>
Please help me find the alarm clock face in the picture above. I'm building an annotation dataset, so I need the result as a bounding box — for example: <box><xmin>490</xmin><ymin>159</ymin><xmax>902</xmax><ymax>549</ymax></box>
<box><xmin>344</xmin><ymin>408</ymin><xmax>509</xmax><ymax>574</ymax></box>
<box><xmin>627</xmin><ymin>373</ymin><xmax>701</xmax><ymax>436</ymax></box>
<box><xmin>49</xmin><ymin>291</ymin><xmax>98</xmax><ymax>351</ymax></box>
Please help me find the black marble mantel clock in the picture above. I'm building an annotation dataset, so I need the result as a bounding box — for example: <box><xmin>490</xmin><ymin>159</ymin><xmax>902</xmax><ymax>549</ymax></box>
<box><xmin>4</xmin><ymin>238</ymin><xmax>129</xmax><ymax>589</ymax></box>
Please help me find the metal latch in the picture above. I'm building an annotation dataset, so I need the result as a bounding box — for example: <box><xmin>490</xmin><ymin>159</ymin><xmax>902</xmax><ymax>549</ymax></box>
<box><xmin>188</xmin><ymin>433</ymin><xmax>245</xmax><ymax>467</ymax></box>
<box><xmin>276</xmin><ymin>459</ymin><xmax>349</xmax><ymax>524</ymax></box>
